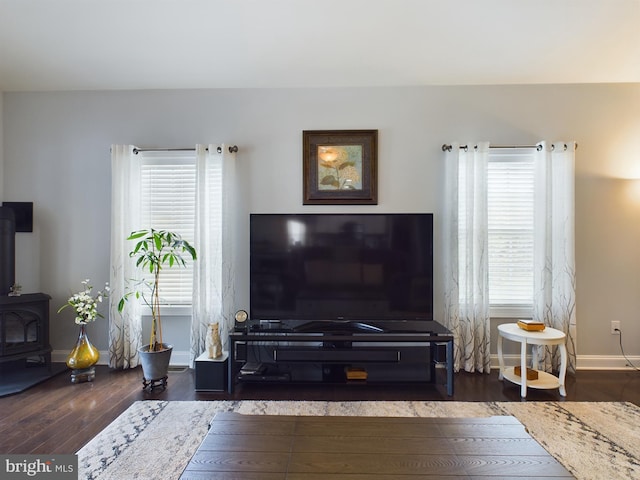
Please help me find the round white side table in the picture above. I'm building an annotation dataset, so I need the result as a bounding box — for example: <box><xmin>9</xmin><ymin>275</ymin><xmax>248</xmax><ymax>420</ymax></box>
<box><xmin>497</xmin><ymin>323</ymin><xmax>567</xmax><ymax>398</ymax></box>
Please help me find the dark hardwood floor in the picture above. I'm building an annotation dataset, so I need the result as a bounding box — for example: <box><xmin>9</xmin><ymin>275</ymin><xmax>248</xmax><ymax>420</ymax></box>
<box><xmin>1</xmin><ymin>364</ymin><xmax>638</xmax><ymax>455</ymax></box>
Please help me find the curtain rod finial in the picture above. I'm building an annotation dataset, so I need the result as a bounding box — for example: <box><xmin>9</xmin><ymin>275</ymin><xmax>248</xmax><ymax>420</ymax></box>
<box><xmin>218</xmin><ymin>145</ymin><xmax>238</xmax><ymax>154</ymax></box>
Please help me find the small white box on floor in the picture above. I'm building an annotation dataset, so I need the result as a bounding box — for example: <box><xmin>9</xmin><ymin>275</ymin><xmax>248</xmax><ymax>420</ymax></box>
<box><xmin>195</xmin><ymin>351</ymin><xmax>228</xmax><ymax>391</ymax></box>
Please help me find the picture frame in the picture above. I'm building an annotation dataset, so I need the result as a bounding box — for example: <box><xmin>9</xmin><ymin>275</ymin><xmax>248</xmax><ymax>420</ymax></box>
<box><xmin>303</xmin><ymin>130</ymin><xmax>378</xmax><ymax>205</ymax></box>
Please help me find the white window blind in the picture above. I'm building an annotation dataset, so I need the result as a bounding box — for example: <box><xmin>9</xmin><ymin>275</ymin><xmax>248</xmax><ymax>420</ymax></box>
<box><xmin>139</xmin><ymin>151</ymin><xmax>196</xmax><ymax>306</ymax></box>
<box><xmin>487</xmin><ymin>150</ymin><xmax>534</xmax><ymax>312</ymax></box>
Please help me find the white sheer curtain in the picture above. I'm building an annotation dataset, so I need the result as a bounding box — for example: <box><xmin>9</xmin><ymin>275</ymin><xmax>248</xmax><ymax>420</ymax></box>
<box><xmin>190</xmin><ymin>144</ymin><xmax>237</xmax><ymax>366</ymax></box>
<box><xmin>443</xmin><ymin>142</ymin><xmax>491</xmax><ymax>373</ymax></box>
<box><xmin>109</xmin><ymin>145</ymin><xmax>142</xmax><ymax>369</ymax></box>
<box><xmin>533</xmin><ymin>141</ymin><xmax>577</xmax><ymax>374</ymax></box>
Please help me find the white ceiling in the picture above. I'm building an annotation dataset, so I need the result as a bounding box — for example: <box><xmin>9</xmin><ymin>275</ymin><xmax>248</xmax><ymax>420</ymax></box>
<box><xmin>0</xmin><ymin>0</ymin><xmax>639</xmax><ymax>92</ymax></box>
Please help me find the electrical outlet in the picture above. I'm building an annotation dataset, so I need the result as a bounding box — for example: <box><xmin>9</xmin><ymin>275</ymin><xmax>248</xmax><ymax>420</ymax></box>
<box><xmin>611</xmin><ymin>320</ymin><xmax>621</xmax><ymax>335</ymax></box>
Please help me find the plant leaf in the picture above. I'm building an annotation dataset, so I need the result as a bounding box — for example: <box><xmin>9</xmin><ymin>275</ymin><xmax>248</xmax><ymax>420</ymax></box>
<box><xmin>338</xmin><ymin>161</ymin><xmax>355</xmax><ymax>170</ymax></box>
<box><xmin>127</xmin><ymin>231</ymin><xmax>142</xmax><ymax>240</ymax></box>
<box><xmin>320</xmin><ymin>175</ymin><xmax>338</xmax><ymax>186</ymax></box>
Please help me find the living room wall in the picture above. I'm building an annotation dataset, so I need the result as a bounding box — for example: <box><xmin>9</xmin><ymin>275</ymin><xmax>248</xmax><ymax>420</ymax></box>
<box><xmin>2</xmin><ymin>83</ymin><xmax>639</xmax><ymax>368</ymax></box>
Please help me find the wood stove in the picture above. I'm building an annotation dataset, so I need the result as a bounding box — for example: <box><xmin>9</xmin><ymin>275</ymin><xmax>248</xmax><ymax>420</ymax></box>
<box><xmin>0</xmin><ymin>293</ymin><xmax>51</xmax><ymax>367</ymax></box>
<box><xmin>0</xmin><ymin>206</ymin><xmax>51</xmax><ymax>370</ymax></box>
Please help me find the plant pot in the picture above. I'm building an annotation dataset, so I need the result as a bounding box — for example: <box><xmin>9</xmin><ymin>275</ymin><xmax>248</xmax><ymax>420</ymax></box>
<box><xmin>138</xmin><ymin>343</ymin><xmax>173</xmax><ymax>382</ymax></box>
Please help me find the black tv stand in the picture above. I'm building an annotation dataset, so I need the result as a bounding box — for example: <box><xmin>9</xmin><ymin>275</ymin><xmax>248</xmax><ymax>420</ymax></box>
<box><xmin>294</xmin><ymin>320</ymin><xmax>385</xmax><ymax>334</ymax></box>
<box><xmin>228</xmin><ymin>320</ymin><xmax>453</xmax><ymax>395</ymax></box>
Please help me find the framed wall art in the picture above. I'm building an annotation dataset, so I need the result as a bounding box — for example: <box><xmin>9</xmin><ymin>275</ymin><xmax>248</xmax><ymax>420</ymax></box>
<box><xmin>303</xmin><ymin>129</ymin><xmax>378</xmax><ymax>205</ymax></box>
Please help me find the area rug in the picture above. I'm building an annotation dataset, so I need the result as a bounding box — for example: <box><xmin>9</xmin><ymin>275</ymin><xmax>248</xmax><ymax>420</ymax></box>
<box><xmin>77</xmin><ymin>401</ymin><xmax>640</xmax><ymax>480</ymax></box>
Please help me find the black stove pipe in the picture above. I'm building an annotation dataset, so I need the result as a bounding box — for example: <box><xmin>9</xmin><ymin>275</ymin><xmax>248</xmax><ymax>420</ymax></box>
<box><xmin>0</xmin><ymin>207</ymin><xmax>16</xmax><ymax>295</ymax></box>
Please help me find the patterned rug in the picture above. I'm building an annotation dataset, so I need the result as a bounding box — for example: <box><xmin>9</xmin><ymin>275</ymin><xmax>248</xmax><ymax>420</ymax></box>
<box><xmin>77</xmin><ymin>401</ymin><xmax>640</xmax><ymax>480</ymax></box>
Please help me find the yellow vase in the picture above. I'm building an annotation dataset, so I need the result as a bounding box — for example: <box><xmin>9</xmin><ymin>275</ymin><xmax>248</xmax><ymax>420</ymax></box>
<box><xmin>66</xmin><ymin>325</ymin><xmax>100</xmax><ymax>370</ymax></box>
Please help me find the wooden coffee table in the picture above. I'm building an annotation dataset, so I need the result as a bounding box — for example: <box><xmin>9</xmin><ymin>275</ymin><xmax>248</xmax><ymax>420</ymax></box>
<box><xmin>179</xmin><ymin>412</ymin><xmax>573</xmax><ymax>479</ymax></box>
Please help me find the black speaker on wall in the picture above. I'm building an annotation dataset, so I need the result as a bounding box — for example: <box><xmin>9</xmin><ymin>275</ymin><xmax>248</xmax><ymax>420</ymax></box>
<box><xmin>2</xmin><ymin>202</ymin><xmax>33</xmax><ymax>232</ymax></box>
<box><xmin>0</xmin><ymin>207</ymin><xmax>16</xmax><ymax>295</ymax></box>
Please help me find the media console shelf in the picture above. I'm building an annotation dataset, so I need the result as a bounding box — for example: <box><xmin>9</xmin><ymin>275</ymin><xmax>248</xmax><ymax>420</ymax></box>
<box><xmin>228</xmin><ymin>320</ymin><xmax>454</xmax><ymax>395</ymax></box>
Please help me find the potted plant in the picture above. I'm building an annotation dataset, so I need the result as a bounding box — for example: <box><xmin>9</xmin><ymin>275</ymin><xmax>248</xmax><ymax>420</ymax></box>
<box><xmin>118</xmin><ymin>228</ymin><xmax>196</xmax><ymax>388</ymax></box>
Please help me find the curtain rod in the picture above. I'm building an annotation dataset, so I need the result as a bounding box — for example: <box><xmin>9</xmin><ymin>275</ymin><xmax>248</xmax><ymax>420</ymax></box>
<box><xmin>132</xmin><ymin>145</ymin><xmax>239</xmax><ymax>155</ymax></box>
<box><xmin>442</xmin><ymin>143</ymin><xmax>577</xmax><ymax>152</ymax></box>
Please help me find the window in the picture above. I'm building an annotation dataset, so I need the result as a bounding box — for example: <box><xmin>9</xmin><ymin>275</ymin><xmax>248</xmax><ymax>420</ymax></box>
<box><xmin>458</xmin><ymin>148</ymin><xmax>535</xmax><ymax>317</ymax></box>
<box><xmin>139</xmin><ymin>151</ymin><xmax>196</xmax><ymax>307</ymax></box>
<box><xmin>487</xmin><ymin>149</ymin><xmax>534</xmax><ymax>316</ymax></box>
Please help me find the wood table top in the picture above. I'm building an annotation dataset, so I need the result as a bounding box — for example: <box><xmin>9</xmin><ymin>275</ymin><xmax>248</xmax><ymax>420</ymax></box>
<box><xmin>179</xmin><ymin>412</ymin><xmax>574</xmax><ymax>479</ymax></box>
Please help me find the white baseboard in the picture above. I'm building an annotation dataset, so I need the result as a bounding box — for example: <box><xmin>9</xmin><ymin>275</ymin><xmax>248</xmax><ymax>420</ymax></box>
<box><xmin>491</xmin><ymin>354</ymin><xmax>640</xmax><ymax>371</ymax></box>
<box><xmin>168</xmin><ymin>350</ymin><xmax>191</xmax><ymax>366</ymax></box>
<box><xmin>52</xmin><ymin>350</ymin><xmax>638</xmax><ymax>371</ymax></box>
<box><xmin>52</xmin><ymin>349</ymin><xmax>192</xmax><ymax>367</ymax></box>
<box><xmin>574</xmin><ymin>355</ymin><xmax>640</xmax><ymax>370</ymax></box>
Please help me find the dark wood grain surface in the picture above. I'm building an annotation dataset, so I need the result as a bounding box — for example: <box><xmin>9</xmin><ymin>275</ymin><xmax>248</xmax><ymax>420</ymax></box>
<box><xmin>0</xmin><ymin>364</ymin><xmax>638</xmax><ymax>455</ymax></box>
<box><xmin>179</xmin><ymin>413</ymin><xmax>573</xmax><ymax>479</ymax></box>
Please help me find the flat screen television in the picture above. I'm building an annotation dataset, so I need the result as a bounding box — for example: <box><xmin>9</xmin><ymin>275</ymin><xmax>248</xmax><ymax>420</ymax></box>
<box><xmin>250</xmin><ymin>213</ymin><xmax>433</xmax><ymax>323</ymax></box>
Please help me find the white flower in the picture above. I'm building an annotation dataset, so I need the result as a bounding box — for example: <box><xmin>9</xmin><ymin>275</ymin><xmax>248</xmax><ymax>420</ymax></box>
<box><xmin>58</xmin><ymin>280</ymin><xmax>110</xmax><ymax>325</ymax></box>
